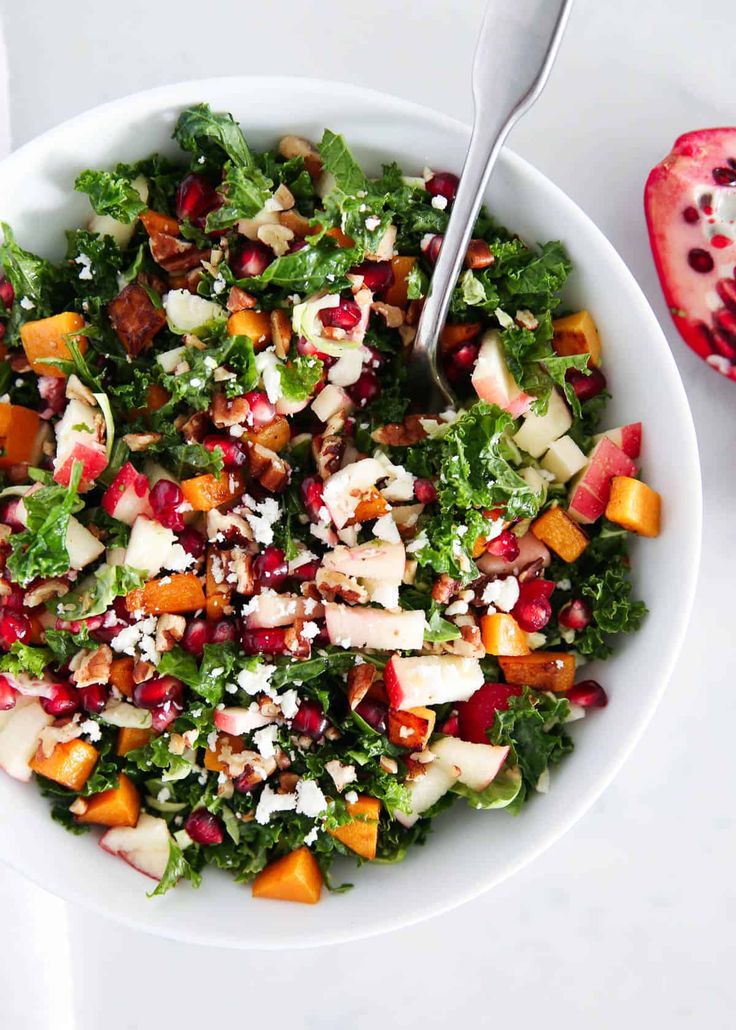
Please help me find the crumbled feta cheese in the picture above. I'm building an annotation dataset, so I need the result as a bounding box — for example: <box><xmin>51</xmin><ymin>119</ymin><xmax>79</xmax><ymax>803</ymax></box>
<box><xmin>157</xmin><ymin>787</ymin><xmax>171</xmax><ymax>803</ymax></box>
<box><xmin>19</xmin><ymin>296</ymin><xmax>35</xmax><ymax>310</ymax></box>
<box><xmin>556</xmin><ymin>578</ymin><xmax>571</xmax><ymax>591</ymax></box>
<box><xmin>301</xmin><ymin>621</ymin><xmax>320</xmax><ymax>640</ymax></box>
<box><xmin>255</xmin><ymin>348</ymin><xmax>283</xmax><ymax>404</ymax></box>
<box><xmin>365</xmin><ymin>215</ymin><xmax>381</xmax><ymax>231</ymax></box>
<box><xmin>303</xmin><ymin>825</ymin><xmax>320</xmax><ymax>846</ymax></box>
<box><xmin>111</xmin><ymin>616</ymin><xmax>159</xmax><ymax>662</ymax></box>
<box><xmin>481</xmin><ymin>576</ymin><xmax>520</xmax><ymax>613</ymax></box>
<box><xmin>243</xmin><ymin>495</ymin><xmax>282</xmax><ymax>545</ymax></box>
<box><xmin>444</xmin><ymin>599</ymin><xmax>469</xmax><ymax>617</ymax></box>
<box><xmin>324</xmin><ymin>760</ymin><xmax>357</xmax><ymax>792</ymax></box>
<box><xmin>373</xmin><ymin>513</ymin><xmax>401</xmax><ymax>543</ymax></box>
<box><xmin>163</xmin><ymin>543</ymin><xmax>195</xmax><ymax>572</ymax></box>
<box><xmin>237</xmin><ymin>662</ymin><xmax>277</xmax><ymax>695</ymax></box>
<box><xmin>79</xmin><ymin>718</ymin><xmax>101</xmax><ymax>742</ymax></box>
<box><xmin>255</xmin><ymin>785</ymin><xmax>297</xmax><ymax>825</ymax></box>
<box><xmin>253</xmin><ymin>724</ymin><xmax>279</xmax><ymax>760</ymax></box>
<box><xmin>344</xmin><ymin>790</ymin><xmax>359</xmax><ymax>805</ymax></box>
<box><xmin>405</xmin><ymin>531</ymin><xmax>428</xmax><ymax>554</ymax></box>
<box><xmin>189</xmin><ymin>378</ymin><xmax>203</xmax><ymax>388</ymax></box>
<box><xmin>212</xmin><ymin>275</ymin><xmax>226</xmax><ymax>295</ymax></box>
<box><xmin>75</xmin><ymin>253</ymin><xmax>93</xmax><ymax>280</ymax></box>
<box><xmin>431</xmin><ymin>195</ymin><xmax>448</xmax><ymax>210</ymax></box>
<box><xmin>295</xmin><ymin>779</ymin><xmax>327</xmax><ymax>817</ymax></box>
<box><xmin>277</xmin><ymin>689</ymin><xmax>300</xmax><ymax>719</ymax></box>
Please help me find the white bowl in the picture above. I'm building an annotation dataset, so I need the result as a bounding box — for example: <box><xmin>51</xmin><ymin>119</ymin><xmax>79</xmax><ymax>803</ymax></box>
<box><xmin>0</xmin><ymin>77</ymin><xmax>701</xmax><ymax>949</ymax></box>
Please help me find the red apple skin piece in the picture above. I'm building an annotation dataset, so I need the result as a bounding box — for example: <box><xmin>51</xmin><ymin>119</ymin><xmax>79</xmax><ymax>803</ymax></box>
<box><xmin>430</xmin><ymin>736</ymin><xmax>510</xmax><ymax>791</ymax></box>
<box><xmin>457</xmin><ymin>682</ymin><xmax>523</xmax><ymax>744</ymax></box>
<box><xmin>567</xmin><ymin>436</ymin><xmax>637</xmax><ymax>524</ymax></box>
<box><xmin>102</xmin><ymin>462</ymin><xmax>153</xmax><ymax>525</ymax></box>
<box><xmin>593</xmin><ymin>422</ymin><xmax>642</xmax><ymax>460</ymax></box>
<box><xmin>324</xmin><ymin>603</ymin><xmax>425</xmax><ymax>652</ymax></box>
<box><xmin>99</xmin><ymin>813</ymin><xmax>170</xmax><ymax>881</ymax></box>
<box><xmin>568</xmin><ymin>483</ymin><xmax>607</xmax><ymax>524</ymax></box>
<box><xmin>53</xmin><ymin>442</ymin><xmax>108</xmax><ymax>487</ymax></box>
<box><xmin>385</xmin><ymin>655</ymin><xmax>483</xmax><ymax>710</ymax></box>
<box><xmin>245</xmin><ymin>593</ymin><xmax>323</xmax><ymax>629</ymax></box>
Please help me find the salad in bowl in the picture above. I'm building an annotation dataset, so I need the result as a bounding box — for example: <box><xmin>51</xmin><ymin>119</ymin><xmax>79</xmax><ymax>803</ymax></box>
<box><xmin>0</xmin><ymin>103</ymin><xmax>660</xmax><ymax>904</ymax></box>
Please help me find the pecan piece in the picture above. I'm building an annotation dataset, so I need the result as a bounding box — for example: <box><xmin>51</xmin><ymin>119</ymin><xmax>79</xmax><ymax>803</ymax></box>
<box><xmin>69</xmin><ymin>645</ymin><xmax>112</xmax><ymax>688</ymax></box>
<box><xmin>270</xmin><ymin>309</ymin><xmax>292</xmax><ymax>359</ymax></box>
<box><xmin>149</xmin><ymin>232</ymin><xmax>209</xmax><ymax>273</ymax></box>
<box><xmin>175</xmin><ymin>410</ymin><xmax>210</xmax><ymax>442</ymax></box>
<box><xmin>210</xmin><ymin>391</ymin><xmax>250</xmax><ymax>428</ymax></box>
<box><xmin>313</xmin><ymin>434</ymin><xmax>345</xmax><ymax>480</ymax></box>
<box><xmin>346</xmin><ymin>662</ymin><xmax>376</xmax><ymax>710</ymax></box>
<box><xmin>246</xmin><ymin>442</ymin><xmax>290</xmax><ymax>493</ymax></box>
<box><xmin>155</xmin><ymin>614</ymin><xmax>186</xmax><ymax>654</ymax></box>
<box><xmin>315</xmin><ymin>567</ymin><xmax>368</xmax><ymax>605</ymax></box>
<box><xmin>431</xmin><ymin>573</ymin><xmax>460</xmax><ymax>605</ymax></box>
<box><xmin>277</xmin><ymin>135</ymin><xmax>323</xmax><ymax>179</ymax></box>
<box><xmin>226</xmin><ymin>286</ymin><xmax>257</xmax><ymax>313</ymax></box>
<box><xmin>107</xmin><ymin>283</ymin><xmax>166</xmax><ymax>357</ymax></box>
<box><xmin>371</xmin><ymin>414</ymin><xmax>437</xmax><ymax>447</ymax></box>
<box><xmin>465</xmin><ymin>239</ymin><xmax>495</xmax><ymax>269</ymax></box>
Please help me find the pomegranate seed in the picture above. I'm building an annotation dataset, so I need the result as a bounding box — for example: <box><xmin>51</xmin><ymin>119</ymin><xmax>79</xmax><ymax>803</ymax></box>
<box><xmin>355</xmin><ymin>699</ymin><xmax>388</xmax><ymax>734</ymax></box>
<box><xmin>0</xmin><ymin>611</ymin><xmax>29</xmax><ymax>650</ymax></box>
<box><xmin>243</xmin><ymin>391</ymin><xmax>276</xmax><ymax>428</ymax></box>
<box><xmin>682</xmin><ymin>205</ymin><xmax>699</xmax><ymax>223</ymax></box>
<box><xmin>112</xmin><ymin>596</ymin><xmax>134</xmax><ymax>626</ymax></box>
<box><xmin>182</xmin><ymin>619</ymin><xmax>211</xmax><ymax>656</ymax></box>
<box><xmin>558</xmin><ymin>598</ymin><xmax>592</xmax><ymax>630</ymax></box>
<box><xmin>422</xmin><ymin>234</ymin><xmax>443</xmax><ymax>264</ymax></box>
<box><xmin>319</xmin><ymin>299</ymin><xmax>362</xmax><ymax>330</ymax></box>
<box><xmin>78</xmin><ymin>683</ymin><xmax>109</xmax><ymax>714</ymax></box>
<box><xmin>301</xmin><ymin>476</ymin><xmax>327</xmax><ymax>523</ymax></box>
<box><xmin>457</xmin><ymin>682</ymin><xmax>523</xmax><ymax>744</ymax></box>
<box><xmin>567</xmin><ymin>679</ymin><xmax>608</xmax><ymax>708</ymax></box>
<box><xmin>426</xmin><ymin>172</ymin><xmax>459</xmax><ymax>202</ymax></box>
<box><xmin>41</xmin><ymin>681</ymin><xmax>79</xmax><ymax>717</ymax></box>
<box><xmin>445</xmin><ymin>342</ymin><xmax>479</xmax><ymax>383</ymax></box>
<box><xmin>176</xmin><ymin>173</ymin><xmax>217</xmax><ymax>222</ymax></box>
<box><xmin>347</xmin><ymin>369</ymin><xmax>381</xmax><ymax>408</ymax></box>
<box><xmin>185</xmin><ymin>808</ymin><xmax>224</xmax><ymax>845</ymax></box>
<box><xmin>210</xmin><ymin>619</ymin><xmax>237</xmax><ymax>644</ymax></box>
<box><xmin>253</xmin><ymin>546</ymin><xmax>288</xmax><ymax>591</ymax></box>
<box><xmin>0</xmin><ymin>675</ymin><xmax>16</xmax><ymax>710</ymax></box>
<box><xmin>566</xmin><ymin>366</ymin><xmax>607</xmax><ymax>402</ymax></box>
<box><xmin>55</xmin><ymin>615</ymin><xmax>105</xmax><ymax>635</ymax></box>
<box><xmin>2</xmin><ymin>582</ymin><xmax>25</xmax><ymax>612</ymax></box>
<box><xmin>133</xmin><ymin>676</ymin><xmax>183</xmax><ymax>710</ymax></box>
<box><xmin>289</xmin><ymin>559</ymin><xmax>321</xmax><ymax>583</ymax></box>
<box><xmin>349</xmin><ymin>260</ymin><xmax>395</xmax><ymax>294</ymax></box>
<box><xmin>0</xmin><ymin>277</ymin><xmax>14</xmax><ymax>311</ymax></box>
<box><xmin>287</xmin><ymin>239</ymin><xmax>308</xmax><ymax>254</ymax></box>
<box><xmin>485</xmin><ymin>530</ymin><xmax>519</xmax><ymax>562</ymax></box>
<box><xmin>439</xmin><ymin>712</ymin><xmax>459</xmax><ymax>736</ymax></box>
<box><xmin>178</xmin><ymin>527</ymin><xmax>206</xmax><ymax>560</ymax></box>
<box><xmin>512</xmin><ymin>579</ymin><xmax>553</xmax><ymax>632</ymax></box>
<box><xmin>687</xmin><ymin>247</ymin><xmax>714</xmax><ymax>274</ymax></box>
<box><xmin>232</xmin><ymin>241</ymin><xmax>273</xmax><ymax>278</ymax></box>
<box><xmin>0</xmin><ymin>499</ymin><xmax>26</xmax><ymax>533</ymax></box>
<box><xmin>712</xmin><ymin>166</ymin><xmax>736</xmax><ymax>186</ymax></box>
<box><xmin>203</xmin><ymin>435</ymin><xmax>247</xmax><ymax>468</ymax></box>
<box><xmin>240</xmin><ymin>627</ymin><xmax>290</xmax><ymax>655</ymax></box>
<box><xmin>151</xmin><ymin>701</ymin><xmax>182</xmax><ymax>733</ymax></box>
<box><xmin>364</xmin><ymin>345</ymin><xmax>384</xmax><ymax>370</ymax></box>
<box><xmin>150</xmin><ymin>480</ymin><xmax>185</xmax><ymax>531</ymax></box>
<box><xmin>414</xmin><ymin>478</ymin><xmax>438</xmax><ymax>504</ymax></box>
<box><xmin>291</xmin><ymin>699</ymin><xmax>328</xmax><ymax>739</ymax></box>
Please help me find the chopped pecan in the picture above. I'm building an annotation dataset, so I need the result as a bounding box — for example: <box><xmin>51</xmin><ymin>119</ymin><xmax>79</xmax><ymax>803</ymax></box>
<box><xmin>70</xmin><ymin>645</ymin><xmax>112</xmax><ymax>688</ymax></box>
<box><xmin>465</xmin><ymin>239</ymin><xmax>495</xmax><ymax>269</ymax></box>
<box><xmin>175</xmin><ymin>410</ymin><xmax>210</xmax><ymax>442</ymax></box>
<box><xmin>371</xmin><ymin>301</ymin><xmax>404</xmax><ymax>328</ymax></box>
<box><xmin>123</xmin><ymin>432</ymin><xmax>162</xmax><ymax>452</ymax></box>
<box><xmin>380</xmin><ymin>755</ymin><xmax>399</xmax><ymax>774</ymax></box>
<box><xmin>232</xmin><ymin>754</ymin><xmax>277</xmax><ymax>790</ymax></box>
<box><xmin>225</xmin><ymin>549</ymin><xmax>255</xmax><ymax>595</ymax></box>
<box><xmin>278</xmin><ymin>772</ymin><xmax>300</xmax><ymax>794</ymax></box>
<box><xmin>133</xmin><ymin>660</ymin><xmax>157</xmax><ymax>684</ymax></box>
<box><xmin>371</xmin><ymin>413</ymin><xmax>436</xmax><ymax>447</ymax></box>
<box><xmin>168</xmin><ymin>268</ymin><xmax>203</xmax><ymax>294</ymax></box>
<box><xmin>108</xmin><ymin>283</ymin><xmax>167</xmax><ymax>357</ymax></box>
<box><xmin>346</xmin><ymin>662</ymin><xmax>376</xmax><ymax>710</ymax></box>
<box><xmin>278</xmin><ymin>208</ymin><xmax>313</xmax><ymax>237</ymax></box>
<box><xmin>149</xmin><ymin>232</ymin><xmax>209</xmax><ymax>273</ymax></box>
<box><xmin>398</xmin><ymin>324</ymin><xmax>417</xmax><ymax>349</ymax></box>
<box><xmin>23</xmin><ymin>578</ymin><xmax>68</xmax><ymax>608</ymax></box>
<box><xmin>277</xmin><ymin>135</ymin><xmax>323</xmax><ymax>180</ymax></box>
<box><xmin>284</xmin><ymin>619</ymin><xmax>312</xmax><ymax>658</ymax></box>
<box><xmin>226</xmin><ymin>286</ymin><xmax>257</xmax><ymax>313</ymax></box>
<box><xmin>257</xmin><ymin>223</ymin><xmax>294</xmax><ymax>257</ymax></box>
<box><xmin>316</xmin><ymin>567</ymin><xmax>368</xmax><ymax>605</ymax></box>
<box><xmin>432</xmin><ymin>573</ymin><xmax>460</xmax><ymax>605</ymax></box>
<box><xmin>206</xmin><ymin>508</ymin><xmax>253</xmax><ymax>545</ymax></box>
<box><xmin>155</xmin><ymin>614</ymin><xmax>186</xmax><ymax>654</ymax></box>
<box><xmin>270</xmin><ymin>309</ymin><xmax>292</xmax><ymax>359</ymax></box>
<box><xmin>210</xmin><ymin>391</ymin><xmax>250</xmax><ymax>428</ymax></box>
<box><xmin>440</xmin><ymin>615</ymin><xmax>485</xmax><ymax>658</ymax></box>
<box><xmin>515</xmin><ymin>309</ymin><xmax>539</xmax><ymax>330</ymax></box>
<box><xmin>313</xmin><ymin>434</ymin><xmax>345</xmax><ymax>480</ymax></box>
<box><xmin>246</xmin><ymin>442</ymin><xmax>290</xmax><ymax>493</ymax></box>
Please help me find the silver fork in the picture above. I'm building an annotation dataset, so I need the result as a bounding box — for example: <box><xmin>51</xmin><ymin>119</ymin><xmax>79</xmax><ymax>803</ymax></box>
<box><xmin>409</xmin><ymin>0</ymin><xmax>574</xmax><ymax>409</ymax></box>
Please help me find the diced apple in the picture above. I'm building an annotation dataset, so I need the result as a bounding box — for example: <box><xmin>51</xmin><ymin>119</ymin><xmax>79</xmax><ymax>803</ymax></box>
<box><xmin>592</xmin><ymin>422</ymin><xmax>642</xmax><ymax>460</ymax></box>
<box><xmin>385</xmin><ymin>655</ymin><xmax>484</xmax><ymax>710</ymax></box>
<box><xmin>102</xmin><ymin>462</ymin><xmax>153</xmax><ymax>525</ymax></box>
<box><xmin>124</xmin><ymin>516</ymin><xmax>176</xmax><ymax>576</ymax></box>
<box><xmin>213</xmin><ymin>706</ymin><xmax>273</xmax><ymax>735</ymax></box>
<box><xmin>275</xmin><ymin>395</ymin><xmax>311</xmax><ymax>416</ymax></box>
<box><xmin>567</xmin><ymin>436</ymin><xmax>637</xmax><ymax>524</ymax></box>
<box><xmin>324</xmin><ymin>603</ymin><xmax>425</xmax><ymax>651</ymax></box>
<box><xmin>322</xmin><ymin>540</ymin><xmax>405</xmax><ymax>583</ymax></box>
<box><xmin>363</xmin><ymin>579</ymin><xmax>400</xmax><ymax>610</ymax></box>
<box><xmin>396</xmin><ymin>760</ymin><xmax>460</xmax><ymax>828</ymax></box>
<box><xmin>156</xmin><ymin>346</ymin><xmax>186</xmax><ymax>374</ymax></box>
<box><xmin>568</xmin><ymin>482</ymin><xmax>607</xmax><ymax>524</ymax></box>
<box><xmin>0</xmin><ymin>698</ymin><xmax>53</xmax><ymax>781</ymax></box>
<box><xmin>311</xmin><ymin>384</ymin><xmax>353</xmax><ymax>423</ymax></box>
<box><xmin>512</xmin><ymin>389</ymin><xmax>571</xmax><ymax>458</ymax></box>
<box><xmin>430</xmin><ymin>736</ymin><xmax>509</xmax><ymax>791</ymax></box>
<box><xmin>471</xmin><ymin>330</ymin><xmax>532</xmax><ymax>418</ymax></box>
<box><xmin>53</xmin><ymin>398</ymin><xmax>108</xmax><ymax>487</ymax></box>
<box><xmin>99</xmin><ymin>813</ymin><xmax>171</xmax><ymax>881</ymax></box>
<box><xmin>65</xmin><ymin>516</ymin><xmax>105</xmax><ymax>570</ymax></box>
<box><xmin>476</xmin><ymin>529</ymin><xmax>550</xmax><ymax>577</ymax></box>
<box><xmin>322</xmin><ymin>458</ymin><xmax>386</xmax><ymax>528</ymax></box>
<box><xmin>245</xmin><ymin>592</ymin><xmax>324</xmax><ymax>629</ymax></box>
<box><xmin>541</xmin><ymin>435</ymin><xmax>588</xmax><ymax>484</ymax></box>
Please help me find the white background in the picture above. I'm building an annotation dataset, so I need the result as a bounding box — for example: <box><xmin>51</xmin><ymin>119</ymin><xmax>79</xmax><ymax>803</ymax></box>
<box><xmin>0</xmin><ymin>1</ymin><xmax>734</xmax><ymax>1027</ymax></box>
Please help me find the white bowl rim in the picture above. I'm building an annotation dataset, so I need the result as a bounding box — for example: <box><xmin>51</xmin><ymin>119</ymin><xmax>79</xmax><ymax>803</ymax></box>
<box><xmin>0</xmin><ymin>75</ymin><xmax>702</xmax><ymax>948</ymax></box>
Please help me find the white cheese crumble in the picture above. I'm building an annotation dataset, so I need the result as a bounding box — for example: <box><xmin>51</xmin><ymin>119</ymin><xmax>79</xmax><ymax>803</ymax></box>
<box><xmin>373</xmin><ymin>513</ymin><xmax>401</xmax><ymax>543</ymax></box>
<box><xmin>277</xmin><ymin>688</ymin><xmax>301</xmax><ymax>719</ymax></box>
<box><xmin>79</xmin><ymin>718</ymin><xmax>101</xmax><ymax>742</ymax></box>
<box><xmin>431</xmin><ymin>195</ymin><xmax>448</xmax><ymax>210</ymax></box>
<box><xmin>255</xmin><ymin>348</ymin><xmax>283</xmax><ymax>404</ymax></box>
<box><xmin>237</xmin><ymin>662</ymin><xmax>277</xmax><ymax>696</ymax></box>
<box><xmin>481</xmin><ymin>576</ymin><xmax>520</xmax><ymax>613</ymax></box>
<box><xmin>163</xmin><ymin>543</ymin><xmax>195</xmax><ymax>571</ymax></box>
<box><xmin>243</xmin><ymin>495</ymin><xmax>282</xmax><ymax>545</ymax></box>
<box><xmin>75</xmin><ymin>253</ymin><xmax>93</xmax><ymax>280</ymax></box>
<box><xmin>255</xmin><ymin>785</ymin><xmax>297</xmax><ymax>825</ymax></box>
<box><xmin>253</xmin><ymin>724</ymin><xmax>279</xmax><ymax>760</ymax></box>
<box><xmin>295</xmin><ymin>779</ymin><xmax>328</xmax><ymax>817</ymax></box>
<box><xmin>324</xmin><ymin>759</ymin><xmax>357</xmax><ymax>792</ymax></box>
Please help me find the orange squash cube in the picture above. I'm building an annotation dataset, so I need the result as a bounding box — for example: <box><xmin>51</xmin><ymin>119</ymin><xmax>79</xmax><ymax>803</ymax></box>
<box><xmin>387</xmin><ymin>706</ymin><xmax>436</xmax><ymax>750</ymax></box>
<box><xmin>227</xmin><ymin>310</ymin><xmax>272</xmax><ymax>349</ymax></box>
<box><xmin>244</xmin><ymin>415</ymin><xmax>291</xmax><ymax>454</ymax></box>
<box><xmin>328</xmin><ymin>795</ymin><xmax>381</xmax><ymax>860</ymax></box>
<box><xmin>203</xmin><ymin>733</ymin><xmax>245</xmax><ymax>773</ymax></box>
<box><xmin>109</xmin><ymin>656</ymin><xmax>135</xmax><ymax>698</ymax></box>
<box><xmin>139</xmin><ymin>209</ymin><xmax>179</xmax><ymax>237</ymax></box>
<box><xmin>252</xmin><ymin>847</ymin><xmax>323</xmax><ymax>904</ymax></box>
<box><xmin>0</xmin><ymin>402</ymin><xmax>42</xmax><ymax>468</ymax></box>
<box><xmin>499</xmin><ymin>651</ymin><xmax>576</xmax><ymax>692</ymax></box>
<box><xmin>440</xmin><ymin>322</ymin><xmax>482</xmax><ymax>352</ymax></box>
<box><xmin>346</xmin><ymin>487</ymin><xmax>390</xmax><ymax>525</ymax></box>
<box><xmin>30</xmin><ymin>738</ymin><xmax>98</xmax><ymax>791</ymax></box>
<box><xmin>180</xmin><ymin>471</ymin><xmax>246</xmax><ymax>512</ymax></box>
<box><xmin>20</xmin><ymin>312</ymin><xmax>87</xmax><ymax>377</ymax></box>
<box><xmin>76</xmin><ymin>773</ymin><xmax>140</xmax><ymax>827</ymax></box>
<box><xmin>382</xmin><ymin>256</ymin><xmax>417</xmax><ymax>309</ymax></box>
<box><xmin>325</xmin><ymin>226</ymin><xmax>355</xmax><ymax>249</ymax></box>
<box><xmin>552</xmin><ymin>310</ymin><xmax>602</xmax><ymax>367</ymax></box>
<box><xmin>125</xmin><ymin>572</ymin><xmax>206</xmax><ymax>616</ymax></box>
<box><xmin>480</xmin><ymin>613</ymin><xmax>530</xmax><ymax>656</ymax></box>
<box><xmin>205</xmin><ymin>549</ymin><xmax>233</xmax><ymax>620</ymax></box>
<box><xmin>532</xmin><ymin>506</ymin><xmax>589</xmax><ymax>563</ymax></box>
<box><xmin>116</xmin><ymin>726</ymin><xmax>153</xmax><ymax>756</ymax></box>
<box><xmin>605</xmin><ymin>476</ymin><xmax>661</xmax><ymax>538</ymax></box>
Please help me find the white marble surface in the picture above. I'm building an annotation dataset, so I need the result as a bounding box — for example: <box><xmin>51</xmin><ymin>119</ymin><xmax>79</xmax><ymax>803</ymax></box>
<box><xmin>1</xmin><ymin>1</ymin><xmax>734</xmax><ymax>1026</ymax></box>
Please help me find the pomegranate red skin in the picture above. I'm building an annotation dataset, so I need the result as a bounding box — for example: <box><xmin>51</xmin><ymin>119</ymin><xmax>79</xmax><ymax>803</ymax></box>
<box><xmin>253</xmin><ymin>546</ymin><xmax>288</xmax><ymax>591</ymax></box>
<box><xmin>347</xmin><ymin>369</ymin><xmax>381</xmax><ymax>408</ymax></box>
<box><xmin>319</xmin><ymin>299</ymin><xmax>362</xmax><ymax>330</ymax></box>
<box><xmin>232</xmin><ymin>241</ymin><xmax>273</xmax><ymax>279</ymax></box>
<box><xmin>78</xmin><ymin>683</ymin><xmax>109</xmax><ymax>714</ymax></box>
<box><xmin>185</xmin><ymin>808</ymin><xmax>225</xmax><ymax>845</ymax></box>
<box><xmin>291</xmin><ymin>699</ymin><xmax>328</xmax><ymax>739</ymax></box>
<box><xmin>41</xmin><ymin>681</ymin><xmax>79</xmax><ymax>717</ymax></box>
<box><xmin>414</xmin><ymin>478</ymin><xmax>438</xmax><ymax>504</ymax></box>
<box><xmin>0</xmin><ymin>675</ymin><xmax>16</xmax><ymax>710</ymax></box>
<box><xmin>567</xmin><ymin>680</ymin><xmax>608</xmax><ymax>708</ymax></box>
<box><xmin>178</xmin><ymin>527</ymin><xmax>206</xmax><ymax>560</ymax></box>
<box><xmin>439</xmin><ymin>712</ymin><xmax>459</xmax><ymax>736</ymax></box>
<box><xmin>301</xmin><ymin>475</ymin><xmax>327</xmax><ymax>523</ymax></box>
<box><xmin>203</xmin><ymin>435</ymin><xmax>247</xmax><ymax>468</ymax></box>
<box><xmin>426</xmin><ymin>172</ymin><xmax>459</xmax><ymax>202</ymax></box>
<box><xmin>349</xmin><ymin>260</ymin><xmax>394</xmax><ymax>294</ymax></box>
<box><xmin>240</xmin><ymin>626</ymin><xmax>290</xmax><ymax>656</ymax></box>
<box><xmin>176</xmin><ymin>173</ymin><xmax>217</xmax><ymax>222</ymax></box>
<box><xmin>0</xmin><ymin>611</ymin><xmax>30</xmax><ymax>650</ymax></box>
<box><xmin>566</xmin><ymin>365</ymin><xmax>607</xmax><ymax>402</ymax></box>
<box><xmin>151</xmin><ymin>701</ymin><xmax>182</xmax><ymax>733</ymax></box>
<box><xmin>355</xmin><ymin>699</ymin><xmax>388</xmax><ymax>735</ymax></box>
<box><xmin>558</xmin><ymin>598</ymin><xmax>592</xmax><ymax>631</ymax></box>
<box><xmin>0</xmin><ymin>277</ymin><xmax>14</xmax><ymax>311</ymax></box>
<box><xmin>485</xmin><ymin>529</ymin><xmax>520</xmax><ymax>563</ymax></box>
<box><xmin>645</xmin><ymin>128</ymin><xmax>736</xmax><ymax>379</ymax></box>
<box><xmin>457</xmin><ymin>682</ymin><xmax>523</xmax><ymax>744</ymax></box>
<box><xmin>210</xmin><ymin>619</ymin><xmax>237</xmax><ymax>645</ymax></box>
<box><xmin>133</xmin><ymin>676</ymin><xmax>183</xmax><ymax>710</ymax></box>
<box><xmin>182</xmin><ymin>618</ymin><xmax>211</xmax><ymax>656</ymax></box>
<box><xmin>512</xmin><ymin>578</ymin><xmax>555</xmax><ymax>632</ymax></box>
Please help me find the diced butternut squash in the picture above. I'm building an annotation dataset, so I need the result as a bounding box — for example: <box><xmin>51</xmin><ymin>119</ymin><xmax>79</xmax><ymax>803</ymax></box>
<box><xmin>346</xmin><ymin>487</ymin><xmax>390</xmax><ymax>525</ymax></box>
<box><xmin>387</xmin><ymin>707</ymin><xmax>436</xmax><ymax>750</ymax></box>
<box><xmin>20</xmin><ymin>312</ymin><xmax>87</xmax><ymax>377</ymax></box>
<box><xmin>125</xmin><ymin>572</ymin><xmax>206</xmax><ymax>616</ymax></box>
<box><xmin>605</xmin><ymin>476</ymin><xmax>661</xmax><ymax>537</ymax></box>
<box><xmin>203</xmin><ymin>732</ymin><xmax>244</xmax><ymax>773</ymax></box>
<box><xmin>328</xmin><ymin>795</ymin><xmax>381</xmax><ymax>860</ymax></box>
<box><xmin>30</xmin><ymin>738</ymin><xmax>98</xmax><ymax>791</ymax></box>
<box><xmin>27</xmin><ymin>612</ymin><xmax>46</xmax><ymax>645</ymax></box>
<box><xmin>252</xmin><ymin>846</ymin><xmax>323</xmax><ymax>904</ymax></box>
<box><xmin>472</xmin><ymin>535</ymin><xmax>488</xmax><ymax>559</ymax></box>
<box><xmin>109</xmin><ymin>656</ymin><xmax>135</xmax><ymax>698</ymax></box>
<box><xmin>480</xmin><ymin>613</ymin><xmax>530</xmax><ymax>656</ymax></box>
<box><xmin>76</xmin><ymin>773</ymin><xmax>140</xmax><ymax>827</ymax></box>
<box><xmin>180</xmin><ymin>471</ymin><xmax>246</xmax><ymax>512</ymax></box>
<box><xmin>227</xmin><ymin>310</ymin><xmax>272</xmax><ymax>348</ymax></box>
<box><xmin>129</xmin><ymin>383</ymin><xmax>171</xmax><ymax>422</ymax></box>
<box><xmin>325</xmin><ymin>226</ymin><xmax>355</xmax><ymax>249</ymax></box>
<box><xmin>0</xmin><ymin>402</ymin><xmax>41</xmax><ymax>468</ymax></box>
<box><xmin>116</xmin><ymin>726</ymin><xmax>153</xmax><ymax>756</ymax></box>
<box><xmin>382</xmin><ymin>256</ymin><xmax>417</xmax><ymax>308</ymax></box>
<box><xmin>531</xmin><ymin>506</ymin><xmax>589</xmax><ymax>563</ymax></box>
<box><xmin>205</xmin><ymin>549</ymin><xmax>232</xmax><ymax>620</ymax></box>
<box><xmin>499</xmin><ymin>651</ymin><xmax>576</xmax><ymax>693</ymax></box>
<box><xmin>552</xmin><ymin>310</ymin><xmax>602</xmax><ymax>367</ymax></box>
<box><xmin>440</xmin><ymin>322</ymin><xmax>482</xmax><ymax>352</ymax></box>
<box><xmin>244</xmin><ymin>415</ymin><xmax>291</xmax><ymax>453</ymax></box>
<box><xmin>139</xmin><ymin>209</ymin><xmax>179</xmax><ymax>237</ymax></box>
